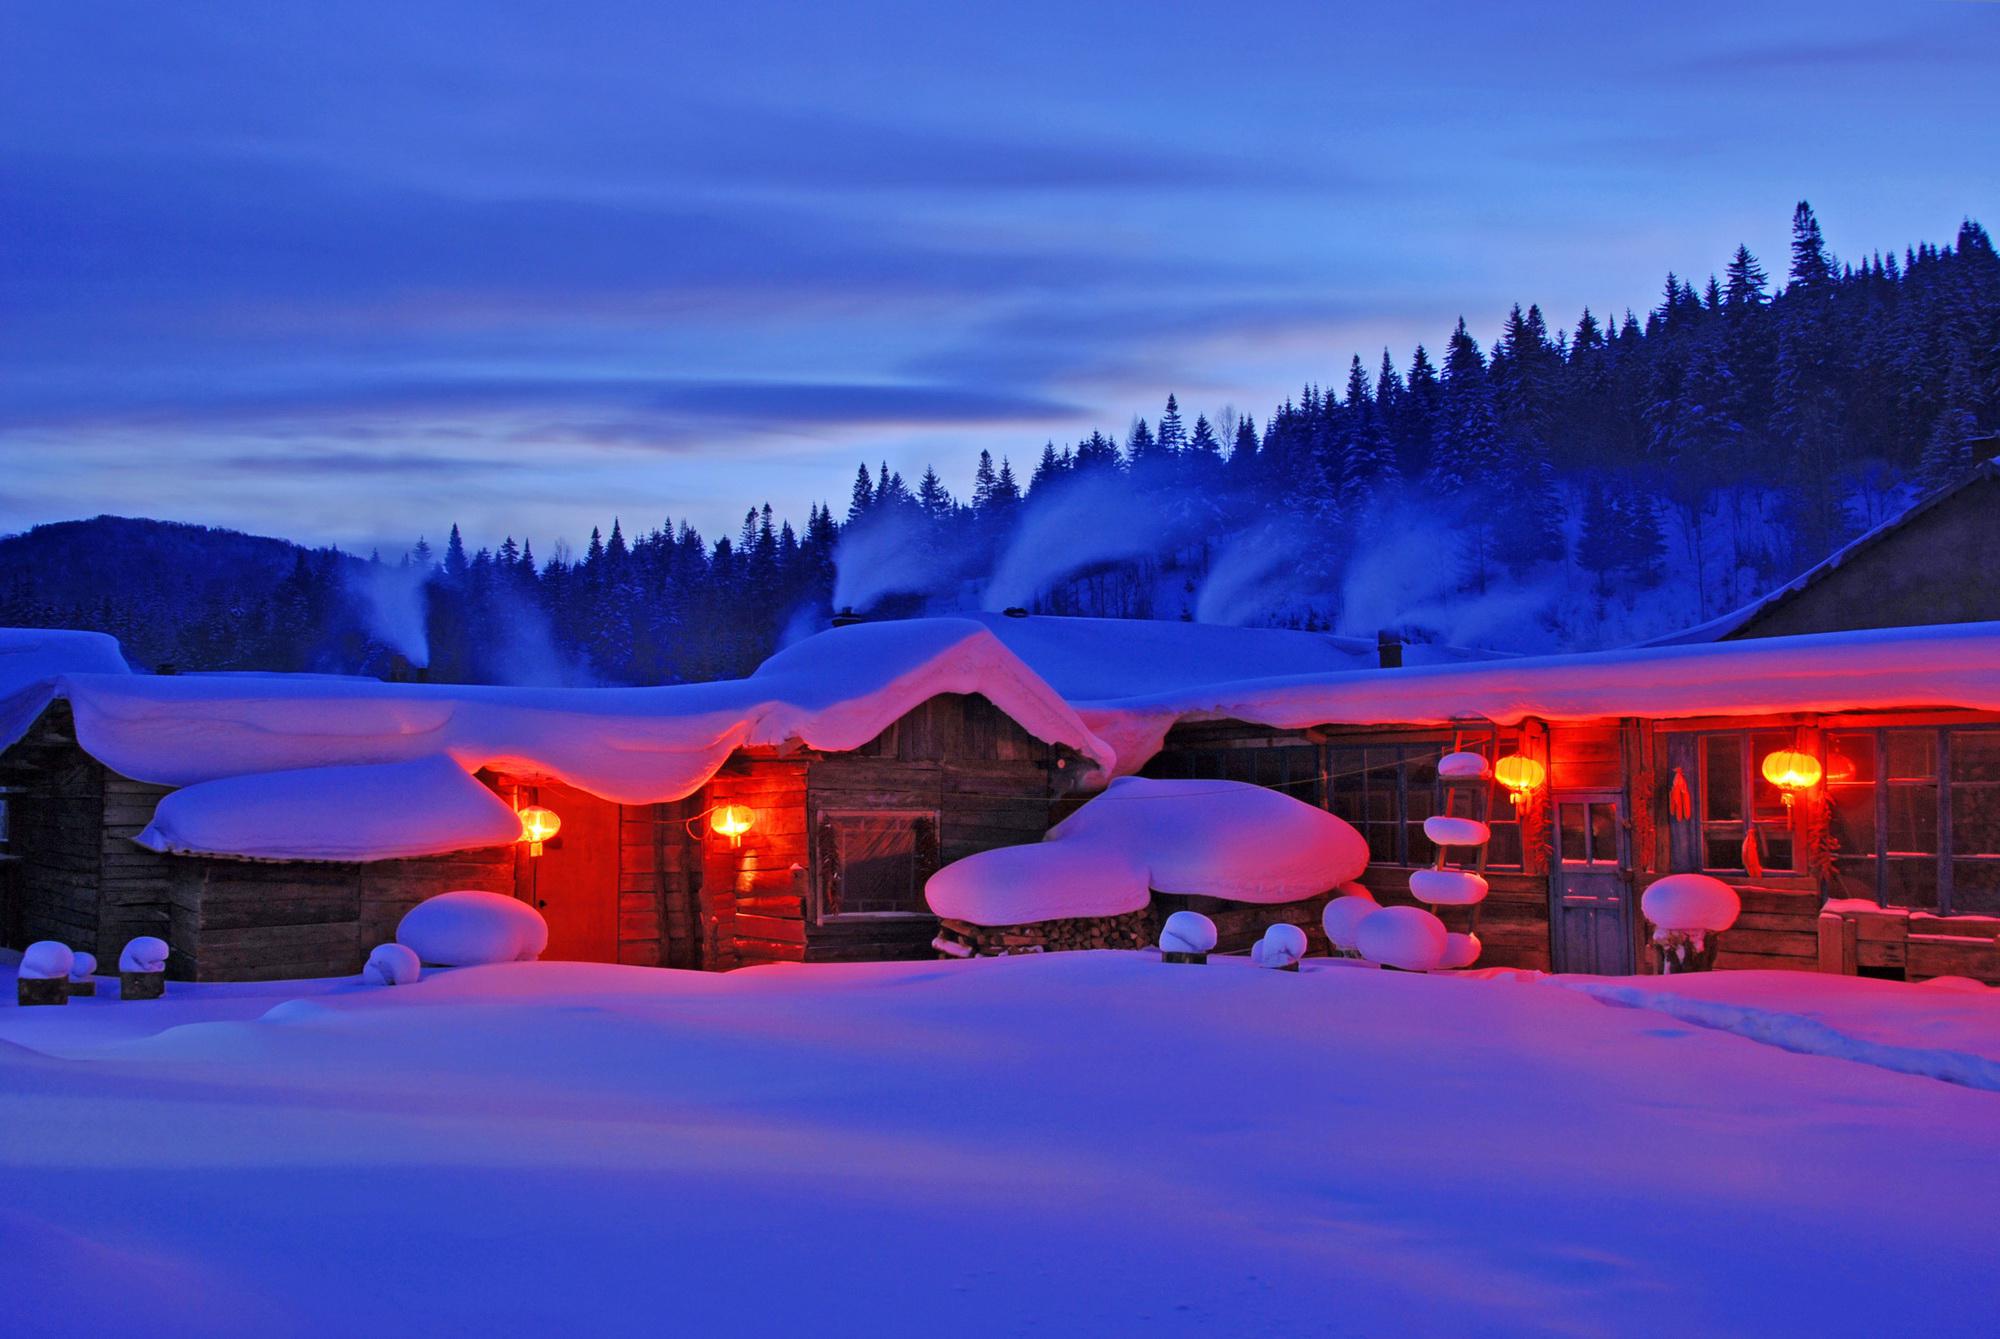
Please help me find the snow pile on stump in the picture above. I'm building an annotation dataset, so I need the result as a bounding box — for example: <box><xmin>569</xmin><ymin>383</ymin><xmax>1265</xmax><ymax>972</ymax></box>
<box><xmin>67</xmin><ymin>952</ymin><xmax>97</xmax><ymax>983</ymax></box>
<box><xmin>364</xmin><ymin>943</ymin><xmax>423</xmax><ymax>986</ymax></box>
<box><xmin>1160</xmin><ymin>910</ymin><xmax>1218</xmax><ymax>959</ymax></box>
<box><xmin>119</xmin><ymin>937</ymin><xmax>169</xmax><ymax>973</ymax></box>
<box><xmin>1641</xmin><ymin>873</ymin><xmax>1740</xmax><ymax>973</ymax></box>
<box><xmin>1321</xmin><ymin>890</ymin><xmax>1379</xmax><ymax>954</ymax></box>
<box><xmin>1251</xmin><ymin>923</ymin><xmax>1308</xmax><ymax>970</ymax></box>
<box><xmin>926</xmin><ymin>777</ymin><xmax>1367</xmax><ymax>934</ymax></box>
<box><xmin>1355</xmin><ymin>906</ymin><xmax>1449</xmax><ymax>972</ymax></box>
<box><xmin>397</xmin><ymin>891</ymin><xmax>548</xmax><ymax>966</ymax></box>
<box><xmin>18</xmin><ymin>941</ymin><xmax>74</xmax><ymax>980</ymax></box>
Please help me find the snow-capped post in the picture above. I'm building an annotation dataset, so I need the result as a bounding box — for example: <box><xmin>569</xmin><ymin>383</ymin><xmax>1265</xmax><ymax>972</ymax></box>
<box><xmin>1159</xmin><ymin>910</ymin><xmax>1217</xmax><ymax>964</ymax></box>
<box><xmin>118</xmin><ymin>936</ymin><xmax>170</xmax><ymax>1000</ymax></box>
<box><xmin>1640</xmin><ymin>874</ymin><xmax>1740</xmax><ymax>973</ymax></box>
<box><xmin>17</xmin><ymin>941</ymin><xmax>74</xmax><ymax>1006</ymax></box>
<box><xmin>1252</xmin><ymin>922</ymin><xmax>1308</xmax><ymax>971</ymax></box>
<box><xmin>66</xmin><ymin>951</ymin><xmax>98</xmax><ymax>997</ymax></box>
<box><xmin>363</xmin><ymin>942</ymin><xmax>422</xmax><ymax>986</ymax></box>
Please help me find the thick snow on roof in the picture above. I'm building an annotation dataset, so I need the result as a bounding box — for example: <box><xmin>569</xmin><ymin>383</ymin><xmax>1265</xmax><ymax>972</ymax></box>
<box><xmin>1082</xmin><ymin>620</ymin><xmax>2000</xmax><ymax>775</ymax></box>
<box><xmin>135</xmin><ymin>755</ymin><xmax>526</xmax><ymax>862</ymax></box>
<box><xmin>0</xmin><ymin>628</ymin><xmax>131</xmax><ymax>747</ymax></box>
<box><xmin>964</xmin><ymin>612</ymin><xmax>1499</xmax><ymax>702</ymax></box>
<box><xmin>3</xmin><ymin>620</ymin><xmax>1113</xmax><ymax>814</ymax></box>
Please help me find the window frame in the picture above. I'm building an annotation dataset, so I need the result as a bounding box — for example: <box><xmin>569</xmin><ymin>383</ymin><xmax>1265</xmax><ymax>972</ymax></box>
<box><xmin>811</xmin><ymin>807</ymin><xmax>942</xmax><ymax>925</ymax></box>
<box><xmin>1675</xmin><ymin>728</ymin><xmax>1802</xmax><ymax>875</ymax></box>
<box><xmin>1324</xmin><ymin>729</ymin><xmax>1525</xmax><ymax>871</ymax></box>
<box><xmin>1823</xmin><ymin>725</ymin><xmax>2000</xmax><ymax>915</ymax></box>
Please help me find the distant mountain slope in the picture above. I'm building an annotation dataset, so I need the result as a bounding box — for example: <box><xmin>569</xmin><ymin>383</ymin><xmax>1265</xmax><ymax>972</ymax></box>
<box><xmin>0</xmin><ymin>515</ymin><xmax>350</xmax><ymax>671</ymax></box>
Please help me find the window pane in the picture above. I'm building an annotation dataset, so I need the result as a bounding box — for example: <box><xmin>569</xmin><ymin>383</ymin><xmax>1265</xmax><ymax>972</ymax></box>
<box><xmin>1951</xmin><ymin>731</ymin><xmax>2000</xmax><ymax>784</ymax></box>
<box><xmin>1886</xmin><ymin>784</ymin><xmax>1938</xmax><ymax>854</ymax></box>
<box><xmin>1407</xmin><ymin>823</ymin><xmax>1435</xmax><ymax>867</ymax></box>
<box><xmin>1705</xmin><ymin>832</ymin><xmax>1746</xmax><ymax>870</ymax></box>
<box><xmin>1763</xmin><ymin>832</ymin><xmax>1794</xmax><ymax>871</ymax></box>
<box><xmin>1826</xmin><ymin>732</ymin><xmax>1874</xmax><ymax>786</ymax></box>
<box><xmin>1827</xmin><ymin>778</ymin><xmax>1876</xmax><ymax>859</ymax></box>
<box><xmin>1703</xmin><ymin>736</ymin><xmax>1744</xmax><ymax>821</ymax></box>
<box><xmin>1589</xmin><ymin>803</ymin><xmax>1618</xmax><ymax>864</ymax></box>
<box><xmin>1885</xmin><ymin>731</ymin><xmax>1937</xmax><ymax>781</ymax></box>
<box><xmin>1953</xmin><ymin>860</ymin><xmax>2000</xmax><ymax>916</ymax></box>
<box><xmin>1487</xmin><ymin>822</ymin><xmax>1522</xmax><ymax>868</ymax></box>
<box><xmin>1559</xmin><ymin>804</ymin><xmax>1587</xmax><ymax>862</ymax></box>
<box><xmin>1364</xmin><ymin>824</ymin><xmax>1397</xmax><ymax>865</ymax></box>
<box><xmin>1832</xmin><ymin>856</ymin><xmax>1879</xmax><ymax>902</ymax></box>
<box><xmin>1950</xmin><ymin>783</ymin><xmax>2000</xmax><ymax>857</ymax></box>
<box><xmin>1882</xmin><ymin>857</ymin><xmax>1939</xmax><ymax>911</ymax></box>
<box><xmin>830</xmin><ymin>816</ymin><xmax>922</xmax><ymax>915</ymax></box>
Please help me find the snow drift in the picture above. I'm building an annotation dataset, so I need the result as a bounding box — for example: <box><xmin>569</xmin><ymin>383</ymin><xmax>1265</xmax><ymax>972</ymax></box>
<box><xmin>397</xmin><ymin>891</ymin><xmax>548</xmax><ymax>966</ymax></box>
<box><xmin>926</xmin><ymin>777</ymin><xmax>1367</xmax><ymax>927</ymax></box>
<box><xmin>135</xmin><ymin>755</ymin><xmax>526</xmax><ymax>862</ymax></box>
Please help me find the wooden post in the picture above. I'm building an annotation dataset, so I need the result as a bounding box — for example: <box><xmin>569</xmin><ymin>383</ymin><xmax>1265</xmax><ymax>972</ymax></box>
<box><xmin>17</xmin><ymin>977</ymin><xmax>68</xmax><ymax>1006</ymax></box>
<box><xmin>120</xmin><ymin>970</ymin><xmax>165</xmax><ymax>1000</ymax></box>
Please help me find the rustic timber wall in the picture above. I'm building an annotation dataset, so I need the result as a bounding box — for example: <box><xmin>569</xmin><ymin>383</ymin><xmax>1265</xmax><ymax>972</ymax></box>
<box><xmin>698</xmin><ymin>693</ymin><xmax>1077</xmax><ymax>969</ymax></box>
<box><xmin>168</xmin><ymin>847</ymin><xmax>516</xmax><ymax>981</ymax></box>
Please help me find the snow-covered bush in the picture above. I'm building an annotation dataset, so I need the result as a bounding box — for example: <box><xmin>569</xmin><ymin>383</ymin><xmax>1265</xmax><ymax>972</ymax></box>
<box><xmin>1355</xmin><ymin>906</ymin><xmax>1448</xmax><ymax>972</ymax></box>
<box><xmin>1321</xmin><ymin>893</ymin><xmax>1379</xmax><ymax>955</ymax></box>
<box><xmin>1440</xmin><ymin>932</ymin><xmax>1482</xmax><ymax>970</ymax></box>
<box><xmin>19</xmin><ymin>941</ymin><xmax>74</xmax><ymax>981</ymax></box>
<box><xmin>118</xmin><ymin>937</ymin><xmax>169</xmax><ymax>974</ymax></box>
<box><xmin>397</xmin><ymin>891</ymin><xmax>548</xmax><ymax>967</ymax></box>
<box><xmin>363</xmin><ymin>942</ymin><xmax>423</xmax><ymax>987</ymax></box>
<box><xmin>1641</xmin><ymin>874</ymin><xmax>1740</xmax><ymax>972</ymax></box>
<box><xmin>1159</xmin><ymin>910</ymin><xmax>1218</xmax><ymax>957</ymax></box>
<box><xmin>68</xmin><ymin>951</ymin><xmax>97</xmax><ymax>983</ymax></box>
<box><xmin>1251</xmin><ymin>922</ymin><xmax>1308</xmax><ymax>970</ymax></box>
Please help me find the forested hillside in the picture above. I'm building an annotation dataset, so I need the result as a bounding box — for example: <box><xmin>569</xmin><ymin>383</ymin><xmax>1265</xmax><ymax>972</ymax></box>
<box><xmin>4</xmin><ymin>204</ymin><xmax>1994</xmax><ymax>684</ymax></box>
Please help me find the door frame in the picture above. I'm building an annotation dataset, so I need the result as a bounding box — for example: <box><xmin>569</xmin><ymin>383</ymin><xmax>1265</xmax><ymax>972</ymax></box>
<box><xmin>1548</xmin><ymin>788</ymin><xmax>1636</xmax><ymax>974</ymax></box>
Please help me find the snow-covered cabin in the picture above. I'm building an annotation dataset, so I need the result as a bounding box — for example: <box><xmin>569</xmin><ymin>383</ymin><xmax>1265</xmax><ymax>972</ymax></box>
<box><xmin>1122</xmin><ymin>620</ymin><xmax>2000</xmax><ymax>982</ymax></box>
<box><xmin>0</xmin><ymin>621</ymin><xmax>1108</xmax><ymax>980</ymax></box>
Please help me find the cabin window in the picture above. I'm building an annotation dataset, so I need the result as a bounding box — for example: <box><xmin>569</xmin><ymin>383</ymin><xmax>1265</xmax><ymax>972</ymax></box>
<box><xmin>814</xmin><ymin>810</ymin><xmax>941</xmax><ymax>921</ymax></box>
<box><xmin>1825</xmin><ymin>727</ymin><xmax>2000</xmax><ymax>915</ymax></box>
<box><xmin>0</xmin><ymin>788</ymin><xmax>11</xmax><ymax>853</ymax></box>
<box><xmin>1326</xmin><ymin>732</ymin><xmax>1523</xmax><ymax>869</ymax></box>
<box><xmin>1141</xmin><ymin>744</ymin><xmax>1322</xmax><ymax>805</ymax></box>
<box><xmin>1686</xmin><ymin>730</ymin><xmax>1797</xmax><ymax>873</ymax></box>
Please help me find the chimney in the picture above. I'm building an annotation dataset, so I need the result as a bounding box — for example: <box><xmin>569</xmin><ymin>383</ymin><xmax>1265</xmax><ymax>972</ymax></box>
<box><xmin>830</xmin><ymin>607</ymin><xmax>865</xmax><ymax>628</ymax></box>
<box><xmin>1002</xmin><ymin>607</ymin><xmax>1029</xmax><ymax>619</ymax></box>
<box><xmin>1376</xmin><ymin>630</ymin><xmax>1404</xmax><ymax>670</ymax></box>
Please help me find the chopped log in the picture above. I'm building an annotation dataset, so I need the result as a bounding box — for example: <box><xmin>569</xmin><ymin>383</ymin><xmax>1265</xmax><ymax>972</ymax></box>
<box><xmin>17</xmin><ymin>976</ymin><xmax>68</xmax><ymax>1006</ymax></box>
<box><xmin>120</xmin><ymin>970</ymin><xmax>166</xmax><ymax>1000</ymax></box>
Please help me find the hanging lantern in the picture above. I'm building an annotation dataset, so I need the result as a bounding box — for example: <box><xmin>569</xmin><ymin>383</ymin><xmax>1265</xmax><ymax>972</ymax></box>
<box><xmin>1493</xmin><ymin>753</ymin><xmax>1546</xmax><ymax>808</ymax></box>
<box><xmin>710</xmin><ymin>804</ymin><xmax>755</xmax><ymax>848</ymax></box>
<box><xmin>1759</xmin><ymin>749</ymin><xmax>1822</xmax><ymax>810</ymax></box>
<box><xmin>517</xmin><ymin>805</ymin><xmax>561</xmax><ymax>856</ymax></box>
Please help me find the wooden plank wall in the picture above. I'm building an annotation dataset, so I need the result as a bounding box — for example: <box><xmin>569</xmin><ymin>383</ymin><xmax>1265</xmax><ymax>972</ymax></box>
<box><xmin>101</xmin><ymin>774</ymin><xmax>175</xmax><ymax>963</ymax></box>
<box><xmin>1357</xmin><ymin>869</ymin><xmax>1553</xmax><ymax>972</ymax></box>
<box><xmin>173</xmin><ymin>847</ymin><xmax>517</xmax><ymax>981</ymax></box>
<box><xmin>696</xmin><ymin>694</ymin><xmax>1071</xmax><ymax>969</ymax></box>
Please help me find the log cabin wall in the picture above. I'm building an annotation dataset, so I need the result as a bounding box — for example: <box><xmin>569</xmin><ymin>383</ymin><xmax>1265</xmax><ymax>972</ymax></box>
<box><xmin>697</xmin><ymin>693</ymin><xmax>1079</xmax><ymax>969</ymax></box>
<box><xmin>0</xmin><ymin>702</ymin><xmax>177</xmax><ymax>966</ymax></box>
<box><xmin>169</xmin><ymin>846</ymin><xmax>517</xmax><ymax>981</ymax></box>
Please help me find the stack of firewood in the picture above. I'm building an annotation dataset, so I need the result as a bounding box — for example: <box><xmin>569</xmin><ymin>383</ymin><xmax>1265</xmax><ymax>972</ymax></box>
<box><xmin>936</xmin><ymin>908</ymin><xmax>1158</xmax><ymax>957</ymax></box>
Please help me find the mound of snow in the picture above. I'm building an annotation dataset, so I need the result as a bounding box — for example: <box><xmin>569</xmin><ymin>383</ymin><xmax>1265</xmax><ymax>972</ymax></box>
<box><xmin>398</xmin><ymin>891</ymin><xmax>548</xmax><ymax>966</ymax></box>
<box><xmin>1441</xmin><ymin>932</ymin><xmax>1482</xmax><ymax>970</ymax></box>
<box><xmin>364</xmin><ymin>942</ymin><xmax>423</xmax><ymax>986</ymax></box>
<box><xmin>136</xmin><ymin>754</ymin><xmax>525</xmax><ymax>863</ymax></box>
<box><xmin>68</xmin><ymin>952</ymin><xmax>97</xmax><ymax>983</ymax></box>
<box><xmin>1409</xmin><ymin>868</ymin><xmax>1488</xmax><ymax>906</ymax></box>
<box><xmin>19</xmin><ymin>941</ymin><xmax>74</xmax><ymax>981</ymax></box>
<box><xmin>1321</xmin><ymin>894</ymin><xmax>1379</xmax><ymax>952</ymax></box>
<box><xmin>1160</xmin><ymin>911</ymin><xmax>1218</xmax><ymax>954</ymax></box>
<box><xmin>1356</xmin><ymin>906</ymin><xmax>1447</xmax><ymax>971</ymax></box>
<box><xmin>1642</xmin><ymin>874</ymin><xmax>1741</xmax><ymax>935</ymax></box>
<box><xmin>1048</xmin><ymin>777</ymin><xmax>1367</xmax><ymax>903</ymax></box>
<box><xmin>1437</xmin><ymin>751</ymin><xmax>1491</xmax><ymax>781</ymax></box>
<box><xmin>927</xmin><ymin>775</ymin><xmax>1368</xmax><ymax>927</ymax></box>
<box><xmin>925</xmin><ymin>840</ymin><xmax>1149</xmax><ymax>926</ymax></box>
<box><xmin>119</xmin><ymin>937</ymin><xmax>169</xmax><ymax>973</ymax></box>
<box><xmin>1251</xmin><ymin>923</ymin><xmax>1308</xmax><ymax>969</ymax></box>
<box><xmin>1920</xmin><ymin>976</ymin><xmax>1993</xmax><ymax>993</ymax></box>
<box><xmin>1422</xmin><ymin>815</ymin><xmax>1490</xmax><ymax>848</ymax></box>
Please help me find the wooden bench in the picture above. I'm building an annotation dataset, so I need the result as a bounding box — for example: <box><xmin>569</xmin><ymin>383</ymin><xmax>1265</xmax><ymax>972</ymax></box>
<box><xmin>1816</xmin><ymin>902</ymin><xmax>2000</xmax><ymax>984</ymax></box>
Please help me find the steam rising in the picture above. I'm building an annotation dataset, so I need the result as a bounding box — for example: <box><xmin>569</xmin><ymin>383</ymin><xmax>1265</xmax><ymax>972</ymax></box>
<box><xmin>983</xmin><ymin>472</ymin><xmax>1193</xmax><ymax>612</ymax></box>
<box><xmin>350</xmin><ymin>561</ymin><xmax>430</xmax><ymax>667</ymax></box>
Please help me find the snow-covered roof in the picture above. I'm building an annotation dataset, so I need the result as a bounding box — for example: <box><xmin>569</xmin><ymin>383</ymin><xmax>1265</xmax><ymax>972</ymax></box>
<box><xmin>135</xmin><ymin>755</ymin><xmax>526</xmax><ymax>862</ymax></box>
<box><xmin>1648</xmin><ymin>456</ymin><xmax>2000</xmax><ymax>645</ymax></box>
<box><xmin>962</xmin><ymin>612</ymin><xmax>1501</xmax><ymax>701</ymax></box>
<box><xmin>1079</xmin><ymin>619</ymin><xmax>2000</xmax><ymax>775</ymax></box>
<box><xmin>0</xmin><ymin>628</ymin><xmax>131</xmax><ymax>743</ymax></box>
<box><xmin>0</xmin><ymin>620</ymin><xmax>1115</xmax><ymax>843</ymax></box>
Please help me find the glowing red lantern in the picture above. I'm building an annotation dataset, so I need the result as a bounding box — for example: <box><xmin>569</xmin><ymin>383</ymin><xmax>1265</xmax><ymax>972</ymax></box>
<box><xmin>1493</xmin><ymin>753</ymin><xmax>1546</xmax><ymax>808</ymax></box>
<box><xmin>1760</xmin><ymin>749</ymin><xmax>1822</xmax><ymax>810</ymax></box>
<box><xmin>518</xmin><ymin>805</ymin><xmax>560</xmax><ymax>856</ymax></box>
<box><xmin>710</xmin><ymin>804</ymin><xmax>755</xmax><ymax>848</ymax></box>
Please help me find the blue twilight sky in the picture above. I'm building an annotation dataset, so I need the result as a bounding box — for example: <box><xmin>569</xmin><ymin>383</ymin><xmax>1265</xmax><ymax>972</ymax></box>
<box><xmin>2</xmin><ymin>1</ymin><xmax>1995</xmax><ymax>555</ymax></box>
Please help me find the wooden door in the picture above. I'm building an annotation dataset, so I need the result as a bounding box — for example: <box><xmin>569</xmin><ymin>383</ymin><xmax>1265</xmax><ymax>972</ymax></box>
<box><xmin>1550</xmin><ymin>790</ymin><xmax>1634</xmax><ymax>974</ymax></box>
<box><xmin>520</xmin><ymin>781</ymin><xmax>620</xmax><ymax>963</ymax></box>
